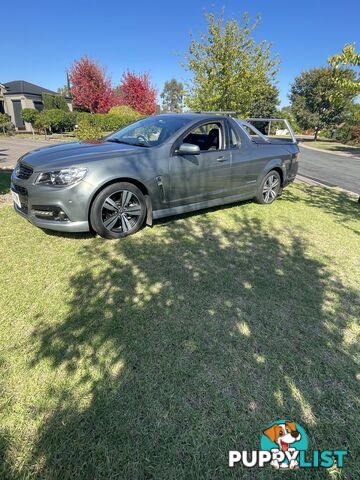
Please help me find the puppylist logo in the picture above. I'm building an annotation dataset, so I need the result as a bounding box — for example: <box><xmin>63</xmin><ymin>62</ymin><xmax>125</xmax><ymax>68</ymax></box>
<box><xmin>229</xmin><ymin>420</ymin><xmax>348</xmax><ymax>470</ymax></box>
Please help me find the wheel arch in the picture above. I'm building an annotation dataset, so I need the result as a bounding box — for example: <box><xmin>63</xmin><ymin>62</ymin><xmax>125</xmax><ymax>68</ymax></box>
<box><xmin>269</xmin><ymin>166</ymin><xmax>284</xmax><ymax>186</ymax></box>
<box><xmin>88</xmin><ymin>177</ymin><xmax>153</xmax><ymax>229</ymax></box>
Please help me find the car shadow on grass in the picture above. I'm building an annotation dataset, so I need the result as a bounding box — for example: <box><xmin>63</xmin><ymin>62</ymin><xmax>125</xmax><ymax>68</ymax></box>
<box><xmin>4</xmin><ymin>210</ymin><xmax>359</xmax><ymax>479</ymax></box>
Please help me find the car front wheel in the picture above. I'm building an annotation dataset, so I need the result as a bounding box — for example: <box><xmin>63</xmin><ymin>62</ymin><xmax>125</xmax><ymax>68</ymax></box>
<box><xmin>255</xmin><ymin>170</ymin><xmax>282</xmax><ymax>205</ymax></box>
<box><xmin>90</xmin><ymin>182</ymin><xmax>147</xmax><ymax>239</ymax></box>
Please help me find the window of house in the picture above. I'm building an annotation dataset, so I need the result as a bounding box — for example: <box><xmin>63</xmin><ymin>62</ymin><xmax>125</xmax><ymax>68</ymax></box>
<box><xmin>33</xmin><ymin>101</ymin><xmax>44</xmax><ymax>112</ymax></box>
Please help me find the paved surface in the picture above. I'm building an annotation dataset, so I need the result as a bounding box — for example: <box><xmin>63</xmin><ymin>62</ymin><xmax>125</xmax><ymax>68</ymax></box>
<box><xmin>1</xmin><ymin>137</ymin><xmax>359</xmax><ymax>194</ymax></box>
<box><xmin>0</xmin><ymin>137</ymin><xmax>57</xmax><ymax>170</ymax></box>
<box><xmin>299</xmin><ymin>146</ymin><xmax>360</xmax><ymax>194</ymax></box>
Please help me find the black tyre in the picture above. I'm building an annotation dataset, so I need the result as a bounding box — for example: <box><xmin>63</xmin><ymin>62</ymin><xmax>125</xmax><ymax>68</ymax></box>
<box><xmin>90</xmin><ymin>182</ymin><xmax>146</xmax><ymax>239</ymax></box>
<box><xmin>255</xmin><ymin>170</ymin><xmax>282</xmax><ymax>205</ymax></box>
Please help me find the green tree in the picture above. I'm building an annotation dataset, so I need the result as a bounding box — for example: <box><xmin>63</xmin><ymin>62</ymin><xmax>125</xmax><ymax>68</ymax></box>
<box><xmin>57</xmin><ymin>84</ymin><xmax>70</xmax><ymax>96</ymax></box>
<box><xmin>21</xmin><ymin>108</ymin><xmax>40</xmax><ymax>135</ymax></box>
<box><xmin>329</xmin><ymin>43</ymin><xmax>360</xmax><ymax>97</ymax></box>
<box><xmin>182</xmin><ymin>11</ymin><xmax>279</xmax><ymax>115</ymax></box>
<box><xmin>289</xmin><ymin>67</ymin><xmax>356</xmax><ymax>140</ymax></box>
<box><xmin>42</xmin><ymin>93</ymin><xmax>69</xmax><ymax>111</ymax></box>
<box><xmin>0</xmin><ymin>113</ymin><xmax>11</xmax><ymax>134</ymax></box>
<box><xmin>276</xmin><ymin>106</ymin><xmax>301</xmax><ymax>134</ymax></box>
<box><xmin>160</xmin><ymin>79</ymin><xmax>184</xmax><ymax>112</ymax></box>
<box><xmin>248</xmin><ymin>83</ymin><xmax>279</xmax><ymax>117</ymax></box>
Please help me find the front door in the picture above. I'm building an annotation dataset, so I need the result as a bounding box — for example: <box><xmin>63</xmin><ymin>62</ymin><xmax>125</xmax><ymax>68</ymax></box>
<box><xmin>12</xmin><ymin>100</ymin><xmax>24</xmax><ymax>129</ymax></box>
<box><xmin>168</xmin><ymin>120</ymin><xmax>231</xmax><ymax>205</ymax></box>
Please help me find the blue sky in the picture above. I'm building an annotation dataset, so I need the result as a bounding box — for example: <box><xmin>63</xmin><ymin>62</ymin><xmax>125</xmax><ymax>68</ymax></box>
<box><xmin>2</xmin><ymin>0</ymin><xmax>359</xmax><ymax>107</ymax></box>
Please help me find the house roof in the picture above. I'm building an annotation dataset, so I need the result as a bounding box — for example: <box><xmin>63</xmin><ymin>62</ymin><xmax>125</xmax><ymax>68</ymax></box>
<box><xmin>3</xmin><ymin>80</ymin><xmax>59</xmax><ymax>96</ymax></box>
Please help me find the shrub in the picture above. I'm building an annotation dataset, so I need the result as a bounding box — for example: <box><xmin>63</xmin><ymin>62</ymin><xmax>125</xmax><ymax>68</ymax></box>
<box><xmin>42</xmin><ymin>93</ymin><xmax>69</xmax><ymax>111</ymax></box>
<box><xmin>336</xmin><ymin>124</ymin><xmax>360</xmax><ymax>145</ymax></box>
<box><xmin>92</xmin><ymin>113</ymin><xmax>139</xmax><ymax>131</ymax></box>
<box><xmin>34</xmin><ymin>109</ymin><xmax>76</xmax><ymax>133</ymax></box>
<box><xmin>76</xmin><ymin>116</ymin><xmax>102</xmax><ymax>141</ymax></box>
<box><xmin>0</xmin><ymin>113</ymin><xmax>14</xmax><ymax>135</ymax></box>
<box><xmin>73</xmin><ymin>108</ymin><xmax>143</xmax><ymax>134</ymax></box>
<box><xmin>21</xmin><ymin>108</ymin><xmax>40</xmax><ymax>125</ymax></box>
<box><xmin>109</xmin><ymin>105</ymin><xmax>141</xmax><ymax>118</ymax></box>
<box><xmin>108</xmin><ymin>105</ymin><xmax>143</xmax><ymax>127</ymax></box>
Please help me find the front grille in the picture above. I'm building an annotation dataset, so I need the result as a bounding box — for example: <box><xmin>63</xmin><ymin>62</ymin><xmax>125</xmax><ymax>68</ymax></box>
<box><xmin>16</xmin><ymin>162</ymin><xmax>33</xmax><ymax>179</ymax></box>
<box><xmin>12</xmin><ymin>184</ymin><xmax>28</xmax><ymax>196</ymax></box>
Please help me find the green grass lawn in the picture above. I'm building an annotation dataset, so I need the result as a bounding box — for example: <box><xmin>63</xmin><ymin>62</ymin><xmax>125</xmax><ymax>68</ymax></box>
<box><xmin>301</xmin><ymin>140</ymin><xmax>360</xmax><ymax>156</ymax></box>
<box><xmin>0</xmin><ymin>170</ymin><xmax>11</xmax><ymax>195</ymax></box>
<box><xmin>0</xmin><ymin>183</ymin><xmax>359</xmax><ymax>479</ymax></box>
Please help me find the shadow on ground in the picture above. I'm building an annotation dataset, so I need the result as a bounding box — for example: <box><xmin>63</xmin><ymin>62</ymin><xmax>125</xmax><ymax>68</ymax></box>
<box><xmin>0</xmin><ymin>170</ymin><xmax>11</xmax><ymax>195</ymax></box>
<box><xmin>3</xmin><ymin>210</ymin><xmax>359</xmax><ymax>478</ymax></box>
<box><xmin>285</xmin><ymin>184</ymin><xmax>359</xmax><ymax>236</ymax></box>
<box><xmin>301</xmin><ymin>139</ymin><xmax>360</xmax><ymax>156</ymax></box>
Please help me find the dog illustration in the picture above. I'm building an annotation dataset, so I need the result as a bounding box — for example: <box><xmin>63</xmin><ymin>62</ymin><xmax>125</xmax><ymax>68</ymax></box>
<box><xmin>263</xmin><ymin>422</ymin><xmax>301</xmax><ymax>469</ymax></box>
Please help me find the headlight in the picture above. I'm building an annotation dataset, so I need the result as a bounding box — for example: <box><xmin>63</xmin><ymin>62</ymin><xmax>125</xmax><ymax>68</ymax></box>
<box><xmin>35</xmin><ymin>168</ymin><xmax>87</xmax><ymax>187</ymax></box>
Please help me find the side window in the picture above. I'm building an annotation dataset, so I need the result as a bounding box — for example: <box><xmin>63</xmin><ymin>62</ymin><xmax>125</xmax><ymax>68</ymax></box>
<box><xmin>182</xmin><ymin>122</ymin><xmax>223</xmax><ymax>151</ymax></box>
<box><xmin>229</xmin><ymin>126</ymin><xmax>241</xmax><ymax>149</ymax></box>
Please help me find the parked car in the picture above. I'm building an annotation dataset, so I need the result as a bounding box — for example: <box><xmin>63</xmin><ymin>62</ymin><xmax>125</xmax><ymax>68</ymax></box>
<box><xmin>11</xmin><ymin>113</ymin><xmax>299</xmax><ymax>239</ymax></box>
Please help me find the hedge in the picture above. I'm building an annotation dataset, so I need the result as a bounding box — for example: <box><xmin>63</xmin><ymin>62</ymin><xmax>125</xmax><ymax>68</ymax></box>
<box><xmin>34</xmin><ymin>109</ymin><xmax>76</xmax><ymax>133</ymax></box>
<box><xmin>16</xmin><ymin>106</ymin><xmax>144</xmax><ymax>136</ymax></box>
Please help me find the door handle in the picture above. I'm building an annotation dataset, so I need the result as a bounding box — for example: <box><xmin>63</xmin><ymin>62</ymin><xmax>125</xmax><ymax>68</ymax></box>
<box><xmin>217</xmin><ymin>156</ymin><xmax>228</xmax><ymax>162</ymax></box>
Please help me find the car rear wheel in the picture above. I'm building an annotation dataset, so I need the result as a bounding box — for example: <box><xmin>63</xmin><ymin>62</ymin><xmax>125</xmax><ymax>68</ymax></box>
<box><xmin>255</xmin><ymin>170</ymin><xmax>281</xmax><ymax>205</ymax></box>
<box><xmin>90</xmin><ymin>182</ymin><xmax>147</xmax><ymax>239</ymax></box>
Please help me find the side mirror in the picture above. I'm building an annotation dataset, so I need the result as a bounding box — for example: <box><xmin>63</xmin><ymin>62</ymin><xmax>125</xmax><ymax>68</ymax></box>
<box><xmin>177</xmin><ymin>143</ymin><xmax>200</xmax><ymax>155</ymax></box>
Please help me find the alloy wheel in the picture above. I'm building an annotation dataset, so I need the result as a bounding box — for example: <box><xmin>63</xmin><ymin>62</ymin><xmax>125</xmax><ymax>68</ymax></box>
<box><xmin>262</xmin><ymin>175</ymin><xmax>279</xmax><ymax>203</ymax></box>
<box><xmin>101</xmin><ymin>190</ymin><xmax>142</xmax><ymax>233</ymax></box>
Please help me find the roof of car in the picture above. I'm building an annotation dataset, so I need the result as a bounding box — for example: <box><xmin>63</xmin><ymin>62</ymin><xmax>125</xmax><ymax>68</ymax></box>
<box><xmin>156</xmin><ymin>113</ymin><xmax>229</xmax><ymax>121</ymax></box>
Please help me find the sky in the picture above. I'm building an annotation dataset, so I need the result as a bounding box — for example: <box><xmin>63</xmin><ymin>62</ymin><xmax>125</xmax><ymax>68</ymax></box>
<box><xmin>2</xmin><ymin>0</ymin><xmax>359</xmax><ymax>107</ymax></box>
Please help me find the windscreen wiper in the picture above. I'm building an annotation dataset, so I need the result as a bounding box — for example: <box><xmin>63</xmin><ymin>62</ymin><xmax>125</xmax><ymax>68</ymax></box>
<box><xmin>106</xmin><ymin>138</ymin><xmax>129</xmax><ymax>144</ymax></box>
<box><xmin>106</xmin><ymin>139</ymin><xmax>149</xmax><ymax>147</ymax></box>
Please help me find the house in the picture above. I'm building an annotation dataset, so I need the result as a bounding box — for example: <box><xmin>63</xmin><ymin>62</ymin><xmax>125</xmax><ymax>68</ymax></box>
<box><xmin>0</xmin><ymin>80</ymin><xmax>72</xmax><ymax>131</ymax></box>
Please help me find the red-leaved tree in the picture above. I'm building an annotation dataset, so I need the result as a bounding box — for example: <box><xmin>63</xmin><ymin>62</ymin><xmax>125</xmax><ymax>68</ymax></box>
<box><xmin>69</xmin><ymin>56</ymin><xmax>115</xmax><ymax>113</ymax></box>
<box><xmin>116</xmin><ymin>72</ymin><xmax>157</xmax><ymax>115</ymax></box>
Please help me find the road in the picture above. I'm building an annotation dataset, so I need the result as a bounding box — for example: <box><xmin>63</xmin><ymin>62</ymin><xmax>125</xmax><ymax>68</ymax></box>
<box><xmin>0</xmin><ymin>137</ymin><xmax>56</xmax><ymax>170</ymax></box>
<box><xmin>299</xmin><ymin>146</ymin><xmax>360</xmax><ymax>194</ymax></box>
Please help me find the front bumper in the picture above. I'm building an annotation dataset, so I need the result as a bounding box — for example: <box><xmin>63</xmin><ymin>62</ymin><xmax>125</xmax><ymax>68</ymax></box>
<box><xmin>11</xmin><ymin>173</ymin><xmax>91</xmax><ymax>233</ymax></box>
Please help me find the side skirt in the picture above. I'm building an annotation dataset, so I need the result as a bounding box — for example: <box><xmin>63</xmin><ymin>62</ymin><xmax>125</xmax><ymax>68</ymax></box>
<box><xmin>152</xmin><ymin>192</ymin><xmax>255</xmax><ymax>220</ymax></box>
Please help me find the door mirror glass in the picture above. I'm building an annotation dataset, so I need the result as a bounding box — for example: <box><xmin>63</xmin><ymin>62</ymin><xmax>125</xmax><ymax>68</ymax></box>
<box><xmin>178</xmin><ymin>143</ymin><xmax>201</xmax><ymax>155</ymax></box>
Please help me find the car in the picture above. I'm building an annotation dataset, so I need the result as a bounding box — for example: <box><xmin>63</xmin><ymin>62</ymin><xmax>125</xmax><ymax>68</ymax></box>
<box><xmin>11</xmin><ymin>113</ymin><xmax>299</xmax><ymax>239</ymax></box>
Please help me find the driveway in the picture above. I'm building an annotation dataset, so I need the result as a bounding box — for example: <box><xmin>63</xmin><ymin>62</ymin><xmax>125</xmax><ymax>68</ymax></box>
<box><xmin>299</xmin><ymin>146</ymin><xmax>360</xmax><ymax>194</ymax></box>
<box><xmin>0</xmin><ymin>137</ymin><xmax>60</xmax><ymax>170</ymax></box>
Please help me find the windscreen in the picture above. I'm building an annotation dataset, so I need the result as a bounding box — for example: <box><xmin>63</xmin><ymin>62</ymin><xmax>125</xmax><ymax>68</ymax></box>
<box><xmin>107</xmin><ymin>116</ymin><xmax>191</xmax><ymax>147</ymax></box>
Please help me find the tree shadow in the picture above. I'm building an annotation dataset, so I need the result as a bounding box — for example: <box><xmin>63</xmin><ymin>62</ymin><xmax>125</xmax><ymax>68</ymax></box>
<box><xmin>0</xmin><ymin>169</ymin><xmax>11</xmax><ymax>195</ymax></box>
<box><xmin>5</xmin><ymin>211</ymin><xmax>359</xmax><ymax>478</ymax></box>
<box><xmin>300</xmin><ymin>140</ymin><xmax>360</xmax><ymax>156</ymax></box>
<box><xmin>284</xmin><ymin>184</ymin><xmax>360</xmax><ymax>236</ymax></box>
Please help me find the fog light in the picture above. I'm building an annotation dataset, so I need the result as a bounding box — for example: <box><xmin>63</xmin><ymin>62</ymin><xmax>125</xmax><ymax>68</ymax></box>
<box><xmin>32</xmin><ymin>206</ymin><xmax>69</xmax><ymax>221</ymax></box>
<box><xmin>33</xmin><ymin>209</ymin><xmax>54</xmax><ymax>217</ymax></box>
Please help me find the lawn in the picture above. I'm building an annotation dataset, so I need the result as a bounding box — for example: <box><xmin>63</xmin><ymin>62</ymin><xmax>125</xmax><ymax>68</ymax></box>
<box><xmin>0</xmin><ymin>170</ymin><xmax>11</xmax><ymax>195</ymax></box>
<box><xmin>301</xmin><ymin>140</ymin><xmax>360</xmax><ymax>156</ymax></box>
<box><xmin>0</xmin><ymin>182</ymin><xmax>359</xmax><ymax>479</ymax></box>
